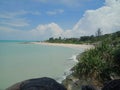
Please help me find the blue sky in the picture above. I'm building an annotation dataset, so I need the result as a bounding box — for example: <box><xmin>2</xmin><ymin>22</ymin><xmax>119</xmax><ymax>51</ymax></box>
<box><xmin>0</xmin><ymin>0</ymin><xmax>120</xmax><ymax>40</ymax></box>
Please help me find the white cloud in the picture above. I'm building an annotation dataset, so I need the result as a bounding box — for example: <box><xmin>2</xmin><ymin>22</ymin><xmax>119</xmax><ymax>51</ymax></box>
<box><xmin>105</xmin><ymin>0</ymin><xmax>120</xmax><ymax>6</ymax></box>
<box><xmin>30</xmin><ymin>23</ymin><xmax>63</xmax><ymax>40</ymax></box>
<box><xmin>0</xmin><ymin>18</ymin><xmax>29</xmax><ymax>27</ymax></box>
<box><xmin>0</xmin><ymin>10</ymin><xmax>41</xmax><ymax>27</ymax></box>
<box><xmin>0</xmin><ymin>11</ymin><xmax>29</xmax><ymax>27</ymax></box>
<box><xmin>0</xmin><ymin>10</ymin><xmax>41</xmax><ymax>19</ymax></box>
<box><xmin>72</xmin><ymin>0</ymin><xmax>120</xmax><ymax>36</ymax></box>
<box><xmin>46</xmin><ymin>9</ymin><xmax>64</xmax><ymax>15</ymax></box>
<box><xmin>0</xmin><ymin>10</ymin><xmax>27</xmax><ymax>19</ymax></box>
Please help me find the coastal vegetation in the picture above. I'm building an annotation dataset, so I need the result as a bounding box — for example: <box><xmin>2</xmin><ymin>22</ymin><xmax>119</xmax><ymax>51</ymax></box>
<box><xmin>47</xmin><ymin>30</ymin><xmax>120</xmax><ymax>88</ymax></box>
<box><xmin>74</xmin><ymin>40</ymin><xmax>120</xmax><ymax>85</ymax></box>
<box><xmin>46</xmin><ymin>30</ymin><xmax>120</xmax><ymax>45</ymax></box>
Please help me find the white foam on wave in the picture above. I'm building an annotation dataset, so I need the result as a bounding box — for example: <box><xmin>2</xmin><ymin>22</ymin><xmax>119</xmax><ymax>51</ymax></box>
<box><xmin>71</xmin><ymin>54</ymin><xmax>79</xmax><ymax>63</ymax></box>
<box><xmin>57</xmin><ymin>54</ymin><xmax>79</xmax><ymax>83</ymax></box>
<box><xmin>57</xmin><ymin>68</ymin><xmax>73</xmax><ymax>83</ymax></box>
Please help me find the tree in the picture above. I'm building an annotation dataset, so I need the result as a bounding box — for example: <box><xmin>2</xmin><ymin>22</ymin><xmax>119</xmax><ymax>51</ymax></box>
<box><xmin>59</xmin><ymin>36</ymin><xmax>61</xmax><ymax>40</ymax></box>
<box><xmin>80</xmin><ymin>36</ymin><xmax>90</xmax><ymax>41</ymax></box>
<box><xmin>96</xmin><ymin>28</ymin><xmax>102</xmax><ymax>37</ymax></box>
<box><xmin>49</xmin><ymin>37</ymin><xmax>54</xmax><ymax>42</ymax></box>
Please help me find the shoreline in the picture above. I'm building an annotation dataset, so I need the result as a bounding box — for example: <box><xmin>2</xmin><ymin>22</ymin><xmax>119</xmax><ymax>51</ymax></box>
<box><xmin>31</xmin><ymin>41</ymin><xmax>94</xmax><ymax>86</ymax></box>
<box><xmin>31</xmin><ymin>42</ymin><xmax>94</xmax><ymax>50</ymax></box>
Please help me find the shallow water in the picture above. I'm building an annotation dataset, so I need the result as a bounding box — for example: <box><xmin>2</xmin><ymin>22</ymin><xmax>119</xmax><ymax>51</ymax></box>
<box><xmin>0</xmin><ymin>41</ymin><xmax>84</xmax><ymax>89</ymax></box>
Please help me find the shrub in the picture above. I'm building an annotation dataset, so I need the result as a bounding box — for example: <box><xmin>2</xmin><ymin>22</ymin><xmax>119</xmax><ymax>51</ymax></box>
<box><xmin>74</xmin><ymin>41</ymin><xmax>120</xmax><ymax>85</ymax></box>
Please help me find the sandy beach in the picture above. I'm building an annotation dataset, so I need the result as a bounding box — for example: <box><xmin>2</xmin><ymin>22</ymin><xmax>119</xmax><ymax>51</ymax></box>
<box><xmin>32</xmin><ymin>42</ymin><xmax>94</xmax><ymax>50</ymax></box>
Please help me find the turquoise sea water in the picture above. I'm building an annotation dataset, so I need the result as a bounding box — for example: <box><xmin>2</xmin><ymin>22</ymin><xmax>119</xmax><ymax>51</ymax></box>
<box><xmin>0</xmin><ymin>40</ymin><xmax>84</xmax><ymax>89</ymax></box>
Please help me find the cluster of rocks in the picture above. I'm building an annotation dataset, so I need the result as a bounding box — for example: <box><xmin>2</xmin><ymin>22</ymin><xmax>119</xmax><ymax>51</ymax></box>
<box><xmin>62</xmin><ymin>74</ymin><xmax>120</xmax><ymax>90</ymax></box>
<box><xmin>62</xmin><ymin>74</ymin><xmax>96</xmax><ymax>90</ymax></box>
<box><xmin>6</xmin><ymin>77</ymin><xmax>120</xmax><ymax>90</ymax></box>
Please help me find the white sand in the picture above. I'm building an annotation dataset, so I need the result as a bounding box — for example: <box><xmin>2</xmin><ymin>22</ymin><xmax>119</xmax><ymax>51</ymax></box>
<box><xmin>32</xmin><ymin>42</ymin><xmax>94</xmax><ymax>50</ymax></box>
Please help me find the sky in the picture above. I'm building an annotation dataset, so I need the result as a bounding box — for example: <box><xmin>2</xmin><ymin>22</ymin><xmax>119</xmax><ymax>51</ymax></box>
<box><xmin>0</xmin><ymin>0</ymin><xmax>120</xmax><ymax>40</ymax></box>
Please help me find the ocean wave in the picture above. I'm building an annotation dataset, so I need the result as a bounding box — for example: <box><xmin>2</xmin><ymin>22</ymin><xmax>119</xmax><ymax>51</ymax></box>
<box><xmin>57</xmin><ymin>54</ymin><xmax>79</xmax><ymax>83</ymax></box>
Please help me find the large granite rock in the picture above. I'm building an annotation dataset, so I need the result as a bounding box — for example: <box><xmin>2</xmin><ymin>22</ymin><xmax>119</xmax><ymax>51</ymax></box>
<box><xmin>102</xmin><ymin>79</ymin><xmax>120</xmax><ymax>90</ymax></box>
<box><xmin>81</xmin><ymin>85</ymin><xmax>96</xmax><ymax>90</ymax></box>
<box><xmin>6</xmin><ymin>77</ymin><xmax>67</xmax><ymax>90</ymax></box>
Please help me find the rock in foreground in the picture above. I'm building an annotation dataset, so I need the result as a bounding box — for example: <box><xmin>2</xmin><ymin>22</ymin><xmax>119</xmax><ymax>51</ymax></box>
<box><xmin>7</xmin><ymin>77</ymin><xmax>67</xmax><ymax>90</ymax></box>
<box><xmin>102</xmin><ymin>79</ymin><xmax>120</xmax><ymax>90</ymax></box>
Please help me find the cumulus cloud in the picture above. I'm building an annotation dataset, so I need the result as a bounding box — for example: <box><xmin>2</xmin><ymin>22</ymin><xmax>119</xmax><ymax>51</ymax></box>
<box><xmin>72</xmin><ymin>0</ymin><xmax>120</xmax><ymax>36</ymax></box>
<box><xmin>30</xmin><ymin>23</ymin><xmax>63</xmax><ymax>39</ymax></box>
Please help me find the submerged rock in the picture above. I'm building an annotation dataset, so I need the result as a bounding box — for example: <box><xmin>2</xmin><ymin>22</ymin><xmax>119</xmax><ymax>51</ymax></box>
<box><xmin>6</xmin><ymin>77</ymin><xmax>67</xmax><ymax>90</ymax></box>
<box><xmin>6</xmin><ymin>82</ymin><xmax>22</xmax><ymax>90</ymax></box>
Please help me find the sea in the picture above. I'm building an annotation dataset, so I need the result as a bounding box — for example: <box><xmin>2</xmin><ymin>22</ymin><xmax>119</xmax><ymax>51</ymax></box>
<box><xmin>0</xmin><ymin>40</ymin><xmax>85</xmax><ymax>89</ymax></box>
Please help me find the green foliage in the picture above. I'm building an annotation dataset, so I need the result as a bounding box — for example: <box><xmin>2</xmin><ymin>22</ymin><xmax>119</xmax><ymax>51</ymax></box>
<box><xmin>75</xmin><ymin>43</ymin><xmax>111</xmax><ymax>80</ymax></box>
<box><xmin>74</xmin><ymin>36</ymin><xmax>120</xmax><ymax>85</ymax></box>
<box><xmin>46</xmin><ymin>31</ymin><xmax>120</xmax><ymax>44</ymax></box>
